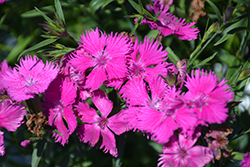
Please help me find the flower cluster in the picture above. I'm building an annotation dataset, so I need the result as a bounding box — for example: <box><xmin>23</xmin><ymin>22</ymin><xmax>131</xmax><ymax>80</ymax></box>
<box><xmin>0</xmin><ymin>24</ymin><xmax>235</xmax><ymax>166</ymax></box>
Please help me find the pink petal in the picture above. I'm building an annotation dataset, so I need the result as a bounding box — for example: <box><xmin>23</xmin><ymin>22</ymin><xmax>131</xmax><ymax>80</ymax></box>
<box><xmin>82</xmin><ymin>123</ymin><xmax>100</xmax><ymax>147</ymax></box>
<box><xmin>61</xmin><ymin>78</ymin><xmax>77</xmax><ymax>106</ymax></box>
<box><xmin>0</xmin><ymin>131</ymin><xmax>5</xmax><ymax>156</ymax></box>
<box><xmin>100</xmin><ymin>127</ymin><xmax>118</xmax><ymax>157</ymax></box>
<box><xmin>84</xmin><ymin>67</ymin><xmax>107</xmax><ymax>90</ymax></box>
<box><xmin>76</xmin><ymin>102</ymin><xmax>98</xmax><ymax>123</ymax></box>
<box><xmin>108</xmin><ymin>111</ymin><xmax>128</xmax><ymax>135</ymax></box>
<box><xmin>92</xmin><ymin>95</ymin><xmax>113</xmax><ymax>118</ymax></box>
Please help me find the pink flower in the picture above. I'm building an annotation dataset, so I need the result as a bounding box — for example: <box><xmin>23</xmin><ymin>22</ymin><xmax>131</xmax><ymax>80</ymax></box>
<box><xmin>43</xmin><ymin>76</ymin><xmax>77</xmax><ymax>146</ymax></box>
<box><xmin>137</xmin><ymin>10</ymin><xmax>199</xmax><ymax>40</ymax></box>
<box><xmin>0</xmin><ymin>60</ymin><xmax>11</xmax><ymax>94</ymax></box>
<box><xmin>0</xmin><ymin>99</ymin><xmax>26</xmax><ymax>156</ymax></box>
<box><xmin>0</xmin><ymin>99</ymin><xmax>26</xmax><ymax>131</ymax></box>
<box><xmin>70</xmin><ymin>28</ymin><xmax>131</xmax><ymax>90</ymax></box>
<box><xmin>58</xmin><ymin>51</ymin><xmax>86</xmax><ymax>89</ymax></box>
<box><xmin>2</xmin><ymin>55</ymin><xmax>59</xmax><ymax>101</ymax></box>
<box><xmin>122</xmin><ymin>77</ymin><xmax>197</xmax><ymax>143</ymax></box>
<box><xmin>146</xmin><ymin>0</ymin><xmax>174</xmax><ymax>12</ymax></box>
<box><xmin>241</xmin><ymin>152</ymin><xmax>250</xmax><ymax>167</ymax></box>
<box><xmin>185</xmin><ymin>69</ymin><xmax>234</xmax><ymax>125</ymax></box>
<box><xmin>76</xmin><ymin>95</ymin><xmax>128</xmax><ymax>157</ymax></box>
<box><xmin>0</xmin><ymin>131</ymin><xmax>5</xmax><ymax>156</ymax></box>
<box><xmin>158</xmin><ymin>131</ymin><xmax>213</xmax><ymax>167</ymax></box>
<box><xmin>117</xmin><ymin>36</ymin><xmax>168</xmax><ymax>96</ymax></box>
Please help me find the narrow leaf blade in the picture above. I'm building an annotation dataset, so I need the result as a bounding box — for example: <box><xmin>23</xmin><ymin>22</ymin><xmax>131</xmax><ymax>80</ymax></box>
<box><xmin>35</xmin><ymin>7</ymin><xmax>54</xmax><ymax>23</ymax></box>
<box><xmin>54</xmin><ymin>0</ymin><xmax>65</xmax><ymax>24</ymax></box>
<box><xmin>206</xmin><ymin>0</ymin><xmax>222</xmax><ymax>22</ymax></box>
<box><xmin>166</xmin><ymin>47</ymin><xmax>180</xmax><ymax>64</ymax></box>
<box><xmin>18</xmin><ymin>38</ymin><xmax>58</xmax><ymax>60</ymax></box>
<box><xmin>214</xmin><ymin>34</ymin><xmax>232</xmax><ymax>46</ymax></box>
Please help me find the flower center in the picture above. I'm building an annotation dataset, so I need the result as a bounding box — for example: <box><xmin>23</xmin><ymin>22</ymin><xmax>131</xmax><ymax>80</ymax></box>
<box><xmin>194</xmin><ymin>93</ymin><xmax>208</xmax><ymax>109</ymax></box>
<box><xmin>25</xmin><ymin>77</ymin><xmax>37</xmax><ymax>87</ymax></box>
<box><xmin>129</xmin><ymin>62</ymin><xmax>145</xmax><ymax>78</ymax></box>
<box><xmin>95</xmin><ymin>51</ymin><xmax>110</xmax><ymax>68</ymax></box>
<box><xmin>99</xmin><ymin>117</ymin><xmax>108</xmax><ymax>130</ymax></box>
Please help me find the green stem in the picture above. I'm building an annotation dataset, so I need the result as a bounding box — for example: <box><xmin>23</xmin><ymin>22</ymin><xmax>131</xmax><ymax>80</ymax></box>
<box><xmin>189</xmin><ymin>33</ymin><xmax>217</xmax><ymax>67</ymax></box>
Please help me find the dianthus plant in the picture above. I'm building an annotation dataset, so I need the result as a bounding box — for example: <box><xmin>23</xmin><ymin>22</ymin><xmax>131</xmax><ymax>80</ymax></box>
<box><xmin>1</xmin><ymin>0</ymin><xmax>245</xmax><ymax>166</ymax></box>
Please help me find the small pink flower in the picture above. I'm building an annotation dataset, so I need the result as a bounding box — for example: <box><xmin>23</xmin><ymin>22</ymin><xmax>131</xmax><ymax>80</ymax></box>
<box><xmin>70</xmin><ymin>28</ymin><xmax>131</xmax><ymax>90</ymax></box>
<box><xmin>241</xmin><ymin>152</ymin><xmax>250</xmax><ymax>167</ymax></box>
<box><xmin>185</xmin><ymin>69</ymin><xmax>234</xmax><ymax>125</ymax></box>
<box><xmin>76</xmin><ymin>95</ymin><xmax>128</xmax><ymax>157</ymax></box>
<box><xmin>137</xmin><ymin>10</ymin><xmax>199</xmax><ymax>40</ymax></box>
<box><xmin>2</xmin><ymin>55</ymin><xmax>59</xmax><ymax>101</ymax></box>
<box><xmin>158</xmin><ymin>131</ymin><xmax>213</xmax><ymax>167</ymax></box>
<box><xmin>146</xmin><ymin>0</ymin><xmax>174</xmax><ymax>12</ymax></box>
<box><xmin>21</xmin><ymin>139</ymin><xmax>32</xmax><ymax>147</ymax></box>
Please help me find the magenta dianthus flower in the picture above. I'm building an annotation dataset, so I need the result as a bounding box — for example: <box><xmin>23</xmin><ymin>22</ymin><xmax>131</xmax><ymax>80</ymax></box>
<box><xmin>146</xmin><ymin>0</ymin><xmax>174</xmax><ymax>12</ymax></box>
<box><xmin>76</xmin><ymin>95</ymin><xmax>128</xmax><ymax>157</ymax></box>
<box><xmin>122</xmin><ymin>77</ymin><xmax>197</xmax><ymax>143</ymax></box>
<box><xmin>43</xmin><ymin>76</ymin><xmax>77</xmax><ymax>146</ymax></box>
<box><xmin>137</xmin><ymin>10</ymin><xmax>199</xmax><ymax>40</ymax></box>
<box><xmin>0</xmin><ymin>99</ymin><xmax>26</xmax><ymax>156</ymax></box>
<box><xmin>158</xmin><ymin>131</ymin><xmax>213</xmax><ymax>167</ymax></box>
<box><xmin>2</xmin><ymin>55</ymin><xmax>59</xmax><ymax>101</ymax></box>
<box><xmin>0</xmin><ymin>99</ymin><xmax>26</xmax><ymax>131</ymax></box>
<box><xmin>185</xmin><ymin>69</ymin><xmax>234</xmax><ymax>125</ymax></box>
<box><xmin>70</xmin><ymin>28</ymin><xmax>131</xmax><ymax>90</ymax></box>
<box><xmin>117</xmin><ymin>36</ymin><xmax>168</xmax><ymax>96</ymax></box>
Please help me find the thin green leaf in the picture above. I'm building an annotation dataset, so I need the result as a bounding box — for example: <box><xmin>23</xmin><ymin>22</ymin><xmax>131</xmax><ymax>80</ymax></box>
<box><xmin>189</xmin><ymin>33</ymin><xmax>217</xmax><ymax>67</ymax></box>
<box><xmin>193</xmin><ymin>52</ymin><xmax>217</xmax><ymax>68</ymax></box>
<box><xmin>214</xmin><ymin>34</ymin><xmax>232</xmax><ymax>46</ymax></box>
<box><xmin>128</xmin><ymin>0</ymin><xmax>141</xmax><ymax>14</ymax></box>
<box><xmin>139</xmin><ymin>0</ymin><xmax>144</xmax><ymax>13</ymax></box>
<box><xmin>166</xmin><ymin>47</ymin><xmax>179</xmax><ymax>64</ymax></box>
<box><xmin>32</xmin><ymin>140</ymin><xmax>47</xmax><ymax>167</ymax></box>
<box><xmin>0</xmin><ymin>13</ymin><xmax>7</xmax><ymax>26</ymax></box>
<box><xmin>89</xmin><ymin>0</ymin><xmax>106</xmax><ymax>12</ymax></box>
<box><xmin>206</xmin><ymin>0</ymin><xmax>222</xmax><ymax>22</ymax></box>
<box><xmin>35</xmin><ymin>7</ymin><xmax>54</xmax><ymax>23</ymax></box>
<box><xmin>227</xmin><ymin>27</ymin><xmax>247</xmax><ymax>34</ymax></box>
<box><xmin>103</xmin><ymin>0</ymin><xmax>115</xmax><ymax>7</ymax></box>
<box><xmin>227</xmin><ymin>66</ymin><xmax>242</xmax><ymax>86</ymax></box>
<box><xmin>6</xmin><ymin>35</ymin><xmax>33</xmax><ymax>63</ymax></box>
<box><xmin>18</xmin><ymin>38</ymin><xmax>58</xmax><ymax>60</ymax></box>
<box><xmin>54</xmin><ymin>0</ymin><xmax>65</xmax><ymax>24</ymax></box>
<box><xmin>21</xmin><ymin>6</ymin><xmax>54</xmax><ymax>18</ymax></box>
<box><xmin>131</xmin><ymin>16</ymin><xmax>143</xmax><ymax>34</ymax></box>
